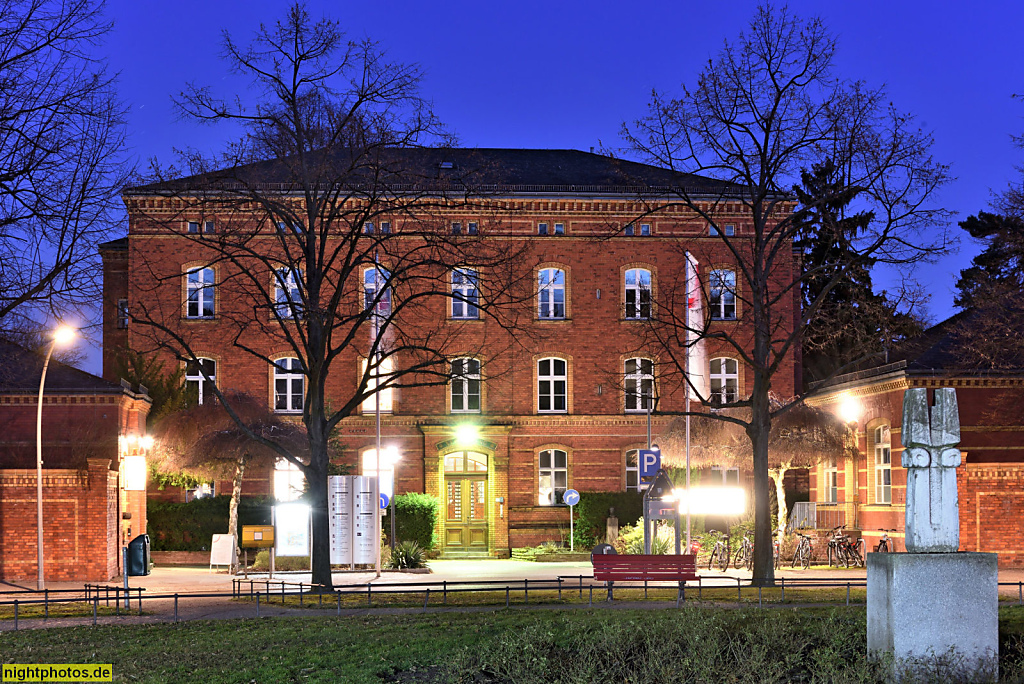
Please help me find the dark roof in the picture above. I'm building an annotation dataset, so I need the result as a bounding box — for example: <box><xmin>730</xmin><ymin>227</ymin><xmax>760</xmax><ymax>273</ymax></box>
<box><xmin>126</xmin><ymin>148</ymin><xmax>746</xmax><ymax>198</ymax></box>
<box><xmin>0</xmin><ymin>339</ymin><xmax>126</xmax><ymax>394</ymax></box>
<box><xmin>98</xmin><ymin>237</ymin><xmax>127</xmax><ymax>251</ymax></box>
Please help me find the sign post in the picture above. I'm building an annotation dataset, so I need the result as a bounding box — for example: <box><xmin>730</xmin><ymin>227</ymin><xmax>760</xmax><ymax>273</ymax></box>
<box><xmin>563</xmin><ymin>489</ymin><xmax>580</xmax><ymax>552</ymax></box>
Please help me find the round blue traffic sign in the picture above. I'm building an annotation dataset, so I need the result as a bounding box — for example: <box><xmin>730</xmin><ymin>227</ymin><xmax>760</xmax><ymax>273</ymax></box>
<box><xmin>380</xmin><ymin>493</ymin><xmax>390</xmax><ymax>510</ymax></box>
<box><xmin>562</xmin><ymin>489</ymin><xmax>580</xmax><ymax>506</ymax></box>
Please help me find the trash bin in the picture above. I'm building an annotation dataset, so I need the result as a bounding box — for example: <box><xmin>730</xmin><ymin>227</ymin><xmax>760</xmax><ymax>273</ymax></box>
<box><xmin>127</xmin><ymin>534</ymin><xmax>151</xmax><ymax>576</ymax></box>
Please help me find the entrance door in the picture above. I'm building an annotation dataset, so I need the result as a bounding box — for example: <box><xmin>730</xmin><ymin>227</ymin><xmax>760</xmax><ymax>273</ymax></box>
<box><xmin>444</xmin><ymin>451</ymin><xmax>488</xmax><ymax>554</ymax></box>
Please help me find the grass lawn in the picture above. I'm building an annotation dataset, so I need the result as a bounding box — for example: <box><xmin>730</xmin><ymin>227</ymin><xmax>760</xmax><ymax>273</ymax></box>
<box><xmin>3</xmin><ymin>606</ymin><xmax>1024</xmax><ymax>683</ymax></box>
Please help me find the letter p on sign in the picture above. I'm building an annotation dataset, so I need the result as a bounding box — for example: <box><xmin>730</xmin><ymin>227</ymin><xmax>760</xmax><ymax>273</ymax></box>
<box><xmin>638</xmin><ymin>449</ymin><xmax>661</xmax><ymax>478</ymax></box>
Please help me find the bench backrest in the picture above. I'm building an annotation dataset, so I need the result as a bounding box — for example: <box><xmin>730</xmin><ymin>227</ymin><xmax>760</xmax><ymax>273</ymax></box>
<box><xmin>592</xmin><ymin>554</ymin><xmax>697</xmax><ymax>581</ymax></box>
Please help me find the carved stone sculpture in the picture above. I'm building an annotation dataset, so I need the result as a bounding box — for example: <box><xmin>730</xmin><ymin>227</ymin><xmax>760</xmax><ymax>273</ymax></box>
<box><xmin>901</xmin><ymin>387</ymin><xmax>961</xmax><ymax>552</ymax></box>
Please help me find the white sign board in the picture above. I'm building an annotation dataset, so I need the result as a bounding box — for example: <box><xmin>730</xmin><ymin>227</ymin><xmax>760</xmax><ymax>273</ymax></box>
<box><xmin>328</xmin><ymin>475</ymin><xmax>379</xmax><ymax>566</ymax></box>
<box><xmin>274</xmin><ymin>503</ymin><xmax>311</xmax><ymax>557</ymax></box>
<box><xmin>210</xmin><ymin>533</ymin><xmax>236</xmax><ymax>570</ymax></box>
<box><xmin>353</xmin><ymin>476</ymin><xmax>378</xmax><ymax>565</ymax></box>
<box><xmin>329</xmin><ymin>476</ymin><xmax>353</xmax><ymax>564</ymax></box>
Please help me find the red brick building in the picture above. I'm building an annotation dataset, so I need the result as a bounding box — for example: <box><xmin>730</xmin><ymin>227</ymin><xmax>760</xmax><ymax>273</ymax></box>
<box><xmin>806</xmin><ymin>312</ymin><xmax>1024</xmax><ymax>566</ymax></box>
<box><xmin>0</xmin><ymin>341</ymin><xmax>151</xmax><ymax>582</ymax></box>
<box><xmin>103</xmin><ymin>148</ymin><xmax>799</xmax><ymax>557</ymax></box>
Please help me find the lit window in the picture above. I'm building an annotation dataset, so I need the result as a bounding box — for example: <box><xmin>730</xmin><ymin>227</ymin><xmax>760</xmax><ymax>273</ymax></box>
<box><xmin>185</xmin><ymin>358</ymin><xmax>216</xmax><ymax>405</ymax></box>
<box><xmin>185</xmin><ymin>267</ymin><xmax>215</xmax><ymax>318</ymax></box>
<box><xmin>274</xmin><ymin>267</ymin><xmax>303</xmax><ymax>319</ymax></box>
<box><xmin>274</xmin><ymin>459</ymin><xmax>304</xmax><ymax>502</ymax></box>
<box><xmin>451</xmin><ymin>268</ymin><xmax>479</xmax><ymax>319</ymax></box>
<box><xmin>875</xmin><ymin>425</ymin><xmax>892</xmax><ymax>504</ymax></box>
<box><xmin>538</xmin><ymin>449</ymin><xmax>568</xmax><ymax>506</ymax></box>
<box><xmin>709</xmin><ymin>269</ymin><xmax>737</xmax><ymax>320</ymax></box>
<box><xmin>362</xmin><ymin>449</ymin><xmax>398</xmax><ymax>498</ymax></box>
<box><xmin>364</xmin><ymin>267</ymin><xmax>391</xmax><ymax>317</ymax></box>
<box><xmin>273</xmin><ymin>358</ymin><xmax>304</xmax><ymax>413</ymax></box>
<box><xmin>538</xmin><ymin>268</ymin><xmax>565</xmax><ymax>320</ymax></box>
<box><xmin>710</xmin><ymin>358</ymin><xmax>739</xmax><ymax>404</ymax></box>
<box><xmin>361</xmin><ymin>357</ymin><xmax>394</xmax><ymax>414</ymax></box>
<box><xmin>116</xmin><ymin>299</ymin><xmax>129</xmax><ymax>329</ymax></box>
<box><xmin>537</xmin><ymin>358</ymin><xmax>567</xmax><ymax>413</ymax></box>
<box><xmin>451</xmin><ymin>358</ymin><xmax>481</xmax><ymax>413</ymax></box>
<box><xmin>625</xmin><ymin>449</ymin><xmax>646</xmax><ymax>492</ymax></box>
<box><xmin>624</xmin><ymin>358</ymin><xmax>655</xmax><ymax>413</ymax></box>
<box><xmin>624</xmin><ymin>268</ymin><xmax>652</xmax><ymax>319</ymax></box>
<box><xmin>824</xmin><ymin>459</ymin><xmax>839</xmax><ymax>503</ymax></box>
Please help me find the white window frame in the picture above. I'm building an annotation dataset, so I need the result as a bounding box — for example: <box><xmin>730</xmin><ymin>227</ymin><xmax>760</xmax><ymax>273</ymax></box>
<box><xmin>537</xmin><ymin>222</ymin><xmax>548</xmax><ymax>235</ymax></box>
<box><xmin>710</xmin><ymin>269</ymin><xmax>737</xmax><ymax>320</ymax></box>
<box><xmin>451</xmin><ymin>268</ymin><xmax>479</xmax><ymax>319</ymax></box>
<box><xmin>274</xmin><ymin>459</ymin><xmax>305</xmax><ymax>502</ymax></box>
<box><xmin>273</xmin><ymin>358</ymin><xmax>304</xmax><ymax>414</ymax></box>
<box><xmin>538</xmin><ymin>449</ymin><xmax>568</xmax><ymax>506</ymax></box>
<box><xmin>537</xmin><ymin>357</ymin><xmax>567</xmax><ymax>413</ymax></box>
<box><xmin>361</xmin><ymin>357</ymin><xmax>394</xmax><ymax>414</ymax></box>
<box><xmin>186</xmin><ymin>267</ymin><xmax>215</xmax><ymax>318</ymax></box>
<box><xmin>538</xmin><ymin>268</ymin><xmax>566</xmax><ymax>320</ymax></box>
<box><xmin>450</xmin><ymin>358</ymin><xmax>481</xmax><ymax>413</ymax></box>
<box><xmin>711</xmin><ymin>465</ymin><xmax>741</xmax><ymax>486</ymax></box>
<box><xmin>553</xmin><ymin>222</ymin><xmax>565</xmax><ymax>235</ymax></box>
<box><xmin>274</xmin><ymin>267</ymin><xmax>303</xmax><ymax>319</ymax></box>
<box><xmin>624</xmin><ymin>358</ymin><xmax>655</xmax><ymax>413</ymax></box>
<box><xmin>467</xmin><ymin>221</ymin><xmax>478</xmax><ymax>235</ymax></box>
<box><xmin>709</xmin><ymin>223</ymin><xmax>736</xmax><ymax>237</ymax></box>
<box><xmin>625</xmin><ymin>449</ymin><xmax>646</xmax><ymax>492</ymax></box>
<box><xmin>639</xmin><ymin>223</ymin><xmax>651</xmax><ymax>236</ymax></box>
<box><xmin>824</xmin><ymin>460</ymin><xmax>839</xmax><ymax>503</ymax></box>
<box><xmin>364</xmin><ymin>266</ymin><xmax>391</xmax><ymax>317</ymax></box>
<box><xmin>875</xmin><ymin>425</ymin><xmax>892</xmax><ymax>504</ymax></box>
<box><xmin>710</xmin><ymin>357</ymin><xmax>739</xmax><ymax>404</ymax></box>
<box><xmin>185</xmin><ymin>358</ymin><xmax>216</xmax><ymax>405</ymax></box>
<box><xmin>624</xmin><ymin>268</ymin><xmax>652</xmax><ymax>319</ymax></box>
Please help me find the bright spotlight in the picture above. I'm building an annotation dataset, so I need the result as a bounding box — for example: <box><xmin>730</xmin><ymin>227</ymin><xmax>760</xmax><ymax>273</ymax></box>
<box><xmin>839</xmin><ymin>395</ymin><xmax>861</xmax><ymax>424</ymax></box>
<box><xmin>455</xmin><ymin>424</ymin><xmax>479</xmax><ymax>446</ymax></box>
<box><xmin>53</xmin><ymin>325</ymin><xmax>76</xmax><ymax>346</ymax></box>
<box><xmin>674</xmin><ymin>486</ymin><xmax>746</xmax><ymax>516</ymax></box>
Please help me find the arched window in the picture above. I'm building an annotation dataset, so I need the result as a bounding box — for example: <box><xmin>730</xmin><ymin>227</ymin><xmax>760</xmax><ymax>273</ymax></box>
<box><xmin>184</xmin><ymin>358</ymin><xmax>216</xmax><ymax>405</ymax></box>
<box><xmin>537</xmin><ymin>358</ymin><xmax>567</xmax><ymax>413</ymax></box>
<box><xmin>709</xmin><ymin>269</ymin><xmax>736</xmax><ymax>320</ymax></box>
<box><xmin>538</xmin><ymin>449</ymin><xmax>568</xmax><ymax>506</ymax></box>
<box><xmin>624</xmin><ymin>358</ymin><xmax>655</xmax><ymax>413</ymax></box>
<box><xmin>451</xmin><ymin>358</ymin><xmax>481</xmax><ymax>413</ymax></box>
<box><xmin>538</xmin><ymin>268</ymin><xmax>565</xmax><ymax>319</ymax></box>
<box><xmin>624</xmin><ymin>268</ymin><xmax>652</xmax><ymax>319</ymax></box>
<box><xmin>709</xmin><ymin>357</ymin><xmax>739</xmax><ymax>404</ymax></box>
<box><xmin>273</xmin><ymin>358</ymin><xmax>304</xmax><ymax>413</ymax></box>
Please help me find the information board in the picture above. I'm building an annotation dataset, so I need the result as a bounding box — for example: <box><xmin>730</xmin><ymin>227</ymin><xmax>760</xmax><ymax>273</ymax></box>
<box><xmin>328</xmin><ymin>475</ymin><xmax>378</xmax><ymax>566</ymax></box>
<box><xmin>274</xmin><ymin>503</ymin><xmax>311</xmax><ymax>557</ymax></box>
<box><xmin>209</xmin><ymin>533</ymin><xmax>236</xmax><ymax>570</ymax></box>
<box><xmin>328</xmin><ymin>476</ymin><xmax>353</xmax><ymax>565</ymax></box>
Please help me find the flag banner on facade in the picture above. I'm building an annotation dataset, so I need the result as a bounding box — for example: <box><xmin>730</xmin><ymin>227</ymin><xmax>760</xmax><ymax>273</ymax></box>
<box><xmin>685</xmin><ymin>251</ymin><xmax>709</xmax><ymax>401</ymax></box>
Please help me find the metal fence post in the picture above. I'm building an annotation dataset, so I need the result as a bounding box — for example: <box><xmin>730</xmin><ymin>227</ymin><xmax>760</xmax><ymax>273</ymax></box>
<box><xmin>423</xmin><ymin>589</ymin><xmax>430</xmax><ymax>613</ymax></box>
<box><xmin>93</xmin><ymin>595</ymin><xmax>98</xmax><ymax>625</ymax></box>
<box><xmin>14</xmin><ymin>600</ymin><xmax>17</xmax><ymax>630</ymax></box>
<box><xmin>174</xmin><ymin>594</ymin><xmax>178</xmax><ymax>623</ymax></box>
<box><xmin>589</xmin><ymin>586</ymin><xmax>593</xmax><ymax>607</ymax></box>
<box><xmin>558</xmin><ymin>577</ymin><xmax>562</xmax><ymax>600</ymax></box>
<box><xmin>256</xmin><ymin>592</ymin><xmax>260</xmax><ymax>618</ymax></box>
<box><xmin>505</xmin><ymin>587</ymin><xmax>509</xmax><ymax>608</ymax></box>
<box><xmin>758</xmin><ymin>585</ymin><xmax>762</xmax><ymax>607</ymax></box>
<box><xmin>644</xmin><ymin>579</ymin><xmax>648</xmax><ymax>600</ymax></box>
<box><xmin>846</xmin><ymin>583</ymin><xmax>850</xmax><ymax>606</ymax></box>
<box><xmin>780</xmin><ymin>577</ymin><xmax>785</xmax><ymax>603</ymax></box>
<box><xmin>443</xmin><ymin>581</ymin><xmax>447</xmax><ymax>605</ymax></box>
<box><xmin>1018</xmin><ymin>582</ymin><xmax>1022</xmax><ymax>606</ymax></box>
<box><xmin>299</xmin><ymin>583</ymin><xmax>303</xmax><ymax>607</ymax></box>
<box><xmin>737</xmin><ymin>577</ymin><xmax>742</xmax><ymax>603</ymax></box>
<box><xmin>524</xmin><ymin>579</ymin><xmax>528</xmax><ymax>604</ymax></box>
<box><xmin>337</xmin><ymin>592</ymin><xmax>341</xmax><ymax>616</ymax></box>
<box><xmin>367</xmin><ymin>584</ymin><xmax>372</xmax><ymax>607</ymax></box>
<box><xmin>44</xmin><ymin>589</ymin><xmax>48</xmax><ymax>621</ymax></box>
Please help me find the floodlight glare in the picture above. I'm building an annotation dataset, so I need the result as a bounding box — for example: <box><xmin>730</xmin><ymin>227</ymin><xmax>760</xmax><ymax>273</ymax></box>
<box><xmin>674</xmin><ymin>486</ymin><xmax>746</xmax><ymax>516</ymax></box>
<box><xmin>139</xmin><ymin>435</ymin><xmax>155</xmax><ymax>450</ymax></box>
<box><xmin>839</xmin><ymin>395</ymin><xmax>861</xmax><ymax>424</ymax></box>
<box><xmin>53</xmin><ymin>325</ymin><xmax>75</xmax><ymax>346</ymax></box>
<box><xmin>455</xmin><ymin>424</ymin><xmax>479</xmax><ymax>446</ymax></box>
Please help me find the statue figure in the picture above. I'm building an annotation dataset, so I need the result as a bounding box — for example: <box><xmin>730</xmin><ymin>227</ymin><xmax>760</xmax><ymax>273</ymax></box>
<box><xmin>901</xmin><ymin>387</ymin><xmax>961</xmax><ymax>552</ymax></box>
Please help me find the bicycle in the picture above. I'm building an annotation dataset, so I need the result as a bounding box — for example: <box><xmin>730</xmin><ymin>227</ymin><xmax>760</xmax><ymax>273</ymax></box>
<box><xmin>707</xmin><ymin>530</ymin><xmax>731</xmax><ymax>572</ymax></box>
<box><xmin>826</xmin><ymin>525</ymin><xmax>845</xmax><ymax>568</ymax></box>
<box><xmin>733</xmin><ymin>533</ymin><xmax>753</xmax><ymax>570</ymax></box>
<box><xmin>875</xmin><ymin>528</ymin><xmax>897</xmax><ymax>553</ymax></box>
<box><xmin>791</xmin><ymin>530</ymin><xmax>813</xmax><ymax>569</ymax></box>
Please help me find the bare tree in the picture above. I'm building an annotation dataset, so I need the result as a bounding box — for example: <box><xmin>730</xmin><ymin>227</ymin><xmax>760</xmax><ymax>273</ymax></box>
<box><xmin>0</xmin><ymin>0</ymin><xmax>128</xmax><ymax>331</ymax></box>
<box><xmin>621</xmin><ymin>5</ymin><xmax>949</xmax><ymax>583</ymax></box>
<box><xmin>125</xmin><ymin>4</ymin><xmax>530</xmax><ymax>588</ymax></box>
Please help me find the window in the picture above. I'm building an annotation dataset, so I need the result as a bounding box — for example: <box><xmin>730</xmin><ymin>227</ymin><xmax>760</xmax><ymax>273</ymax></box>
<box><xmin>538</xmin><ymin>268</ymin><xmax>565</xmax><ymax>320</ymax></box>
<box><xmin>451</xmin><ymin>222</ymin><xmax>462</xmax><ymax>235</ymax></box>
<box><xmin>875</xmin><ymin>425</ymin><xmax>892</xmax><ymax>504</ymax></box>
<box><xmin>538</xmin><ymin>223</ymin><xmax>548</xmax><ymax>235</ymax></box>
<box><xmin>445</xmin><ymin>451</ymin><xmax>488</xmax><ymax>473</ymax></box>
<box><xmin>362</xmin><ymin>450</ymin><xmax>397</xmax><ymax>498</ymax></box>
<box><xmin>361</xmin><ymin>357</ymin><xmax>394</xmax><ymax>413</ymax></box>
<box><xmin>189</xmin><ymin>220</ymin><xmax>215</xmax><ymax>234</ymax></box>
<box><xmin>623</xmin><ymin>224</ymin><xmax>635</xmax><ymax>236</ymax></box>
<box><xmin>537</xmin><ymin>358</ymin><xmax>567</xmax><ymax>413</ymax></box>
<box><xmin>274</xmin><ymin>459</ymin><xmax>304</xmax><ymax>502</ymax></box>
<box><xmin>185</xmin><ymin>358</ymin><xmax>216</xmax><ymax>405</ymax></box>
<box><xmin>116</xmin><ymin>299</ymin><xmax>129</xmax><ymax>329</ymax></box>
<box><xmin>467</xmin><ymin>222</ymin><xmax>478</xmax><ymax>235</ymax></box>
<box><xmin>624</xmin><ymin>268</ymin><xmax>652</xmax><ymax>319</ymax></box>
<box><xmin>451</xmin><ymin>268</ymin><xmax>479</xmax><ymax>319</ymax></box>
<box><xmin>710</xmin><ymin>269</ymin><xmax>737</xmax><ymax>320</ymax></box>
<box><xmin>276</xmin><ymin>220</ymin><xmax>303</xmax><ymax>234</ymax></box>
<box><xmin>538</xmin><ymin>449</ymin><xmax>568</xmax><ymax>506</ymax></box>
<box><xmin>274</xmin><ymin>267</ymin><xmax>303</xmax><ymax>319</ymax></box>
<box><xmin>639</xmin><ymin>223</ymin><xmax>651</xmax><ymax>236</ymax></box>
<box><xmin>188</xmin><ymin>221</ymin><xmax>199</xmax><ymax>234</ymax></box>
<box><xmin>379</xmin><ymin>221</ymin><xmax>390</xmax><ymax>234</ymax></box>
<box><xmin>451</xmin><ymin>358</ymin><xmax>481</xmax><ymax>413</ymax></box>
<box><xmin>185</xmin><ymin>267</ymin><xmax>215</xmax><ymax>318</ymax></box>
<box><xmin>553</xmin><ymin>222</ymin><xmax>565</xmax><ymax>235</ymax></box>
<box><xmin>363</xmin><ymin>222</ymin><xmax>374</xmax><ymax>235</ymax></box>
<box><xmin>204</xmin><ymin>221</ymin><xmax>215</xmax><ymax>234</ymax></box>
<box><xmin>624</xmin><ymin>358</ymin><xmax>655</xmax><ymax>413</ymax></box>
<box><xmin>710</xmin><ymin>357</ymin><xmax>739</xmax><ymax>404</ymax></box>
<box><xmin>710</xmin><ymin>465</ymin><xmax>741</xmax><ymax>485</ymax></box>
<box><xmin>273</xmin><ymin>358</ymin><xmax>304</xmax><ymax>413</ymax></box>
<box><xmin>709</xmin><ymin>224</ymin><xmax>736</xmax><ymax>237</ymax></box>
<box><xmin>824</xmin><ymin>460</ymin><xmax>839</xmax><ymax>503</ymax></box>
<box><xmin>364</xmin><ymin>267</ymin><xmax>391</xmax><ymax>317</ymax></box>
<box><xmin>625</xmin><ymin>449</ymin><xmax>647</xmax><ymax>492</ymax></box>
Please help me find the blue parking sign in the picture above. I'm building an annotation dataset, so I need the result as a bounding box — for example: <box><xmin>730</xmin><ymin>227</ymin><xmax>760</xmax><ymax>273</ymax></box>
<box><xmin>638</xmin><ymin>449</ymin><xmax>661</xmax><ymax>478</ymax></box>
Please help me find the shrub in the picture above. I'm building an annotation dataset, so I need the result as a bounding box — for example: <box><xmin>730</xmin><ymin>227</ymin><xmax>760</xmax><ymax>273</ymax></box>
<box><xmin>574</xmin><ymin>491</ymin><xmax>643</xmax><ymax>545</ymax></box>
<box><xmin>387</xmin><ymin>540</ymin><xmax>426</xmax><ymax>569</ymax></box>
<box><xmin>614</xmin><ymin>520</ymin><xmax>675</xmax><ymax>554</ymax></box>
<box><xmin>251</xmin><ymin>550</ymin><xmax>309</xmax><ymax>571</ymax></box>
<box><xmin>382</xmin><ymin>493</ymin><xmax>440</xmax><ymax>549</ymax></box>
<box><xmin>147</xmin><ymin>496</ymin><xmax>272</xmax><ymax>551</ymax></box>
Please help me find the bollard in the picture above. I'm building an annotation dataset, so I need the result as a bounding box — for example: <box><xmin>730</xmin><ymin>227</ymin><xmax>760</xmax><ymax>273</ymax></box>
<box><xmin>423</xmin><ymin>589</ymin><xmax>430</xmax><ymax>612</ymax></box>
<box><xmin>256</xmin><ymin>592</ymin><xmax>260</xmax><ymax>617</ymax></box>
<box><xmin>174</xmin><ymin>594</ymin><xmax>178</xmax><ymax>623</ymax></box>
<box><xmin>579</xmin><ymin>576</ymin><xmax>583</xmax><ymax>598</ymax></box>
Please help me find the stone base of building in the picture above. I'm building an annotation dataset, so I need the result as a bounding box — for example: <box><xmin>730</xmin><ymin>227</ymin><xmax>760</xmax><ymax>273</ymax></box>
<box><xmin>867</xmin><ymin>551</ymin><xmax>998</xmax><ymax>682</ymax></box>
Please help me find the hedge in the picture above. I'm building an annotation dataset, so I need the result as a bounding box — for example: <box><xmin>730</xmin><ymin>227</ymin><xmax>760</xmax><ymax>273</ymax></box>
<box><xmin>573</xmin><ymin>491</ymin><xmax>644</xmax><ymax>548</ymax></box>
<box><xmin>147</xmin><ymin>496</ymin><xmax>272</xmax><ymax>551</ymax></box>
<box><xmin>382</xmin><ymin>493</ymin><xmax>440</xmax><ymax>550</ymax></box>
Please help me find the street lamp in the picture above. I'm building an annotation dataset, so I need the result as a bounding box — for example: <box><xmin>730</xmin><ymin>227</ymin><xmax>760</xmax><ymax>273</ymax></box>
<box><xmin>36</xmin><ymin>324</ymin><xmax>76</xmax><ymax>590</ymax></box>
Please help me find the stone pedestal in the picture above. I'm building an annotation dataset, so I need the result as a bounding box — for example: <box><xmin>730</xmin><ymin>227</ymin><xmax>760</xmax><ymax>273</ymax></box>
<box><xmin>868</xmin><ymin>552</ymin><xmax>998</xmax><ymax>681</ymax></box>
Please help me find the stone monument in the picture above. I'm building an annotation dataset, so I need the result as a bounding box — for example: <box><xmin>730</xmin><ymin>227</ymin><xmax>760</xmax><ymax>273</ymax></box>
<box><xmin>867</xmin><ymin>388</ymin><xmax>998</xmax><ymax>680</ymax></box>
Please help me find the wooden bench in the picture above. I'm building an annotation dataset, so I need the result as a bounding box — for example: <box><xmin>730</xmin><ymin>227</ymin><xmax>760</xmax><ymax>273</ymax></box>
<box><xmin>592</xmin><ymin>554</ymin><xmax>698</xmax><ymax>601</ymax></box>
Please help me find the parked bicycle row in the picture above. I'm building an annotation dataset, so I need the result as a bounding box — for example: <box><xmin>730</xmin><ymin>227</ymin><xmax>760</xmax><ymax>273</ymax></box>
<box><xmin>692</xmin><ymin>525</ymin><xmax>899</xmax><ymax>571</ymax></box>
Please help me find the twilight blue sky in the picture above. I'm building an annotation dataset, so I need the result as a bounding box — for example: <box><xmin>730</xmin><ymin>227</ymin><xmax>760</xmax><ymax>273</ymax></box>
<box><xmin>80</xmin><ymin>0</ymin><xmax>1024</xmax><ymax>372</ymax></box>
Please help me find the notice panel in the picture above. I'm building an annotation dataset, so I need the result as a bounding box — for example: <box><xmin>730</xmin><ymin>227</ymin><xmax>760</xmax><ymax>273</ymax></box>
<box><xmin>328</xmin><ymin>476</ymin><xmax>353</xmax><ymax>565</ymax></box>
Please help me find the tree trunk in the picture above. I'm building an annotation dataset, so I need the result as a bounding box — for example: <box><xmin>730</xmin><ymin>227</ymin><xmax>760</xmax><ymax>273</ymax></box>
<box><xmin>228</xmin><ymin>455</ymin><xmax>246</xmax><ymax>574</ymax></box>
<box><xmin>306</xmin><ymin>432</ymin><xmax>332</xmax><ymax>590</ymax></box>
<box><xmin>771</xmin><ymin>465</ymin><xmax>789</xmax><ymax>548</ymax></box>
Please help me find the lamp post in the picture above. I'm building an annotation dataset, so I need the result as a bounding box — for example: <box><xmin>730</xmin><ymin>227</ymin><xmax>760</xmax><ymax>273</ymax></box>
<box><xmin>36</xmin><ymin>325</ymin><xmax>76</xmax><ymax>590</ymax></box>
